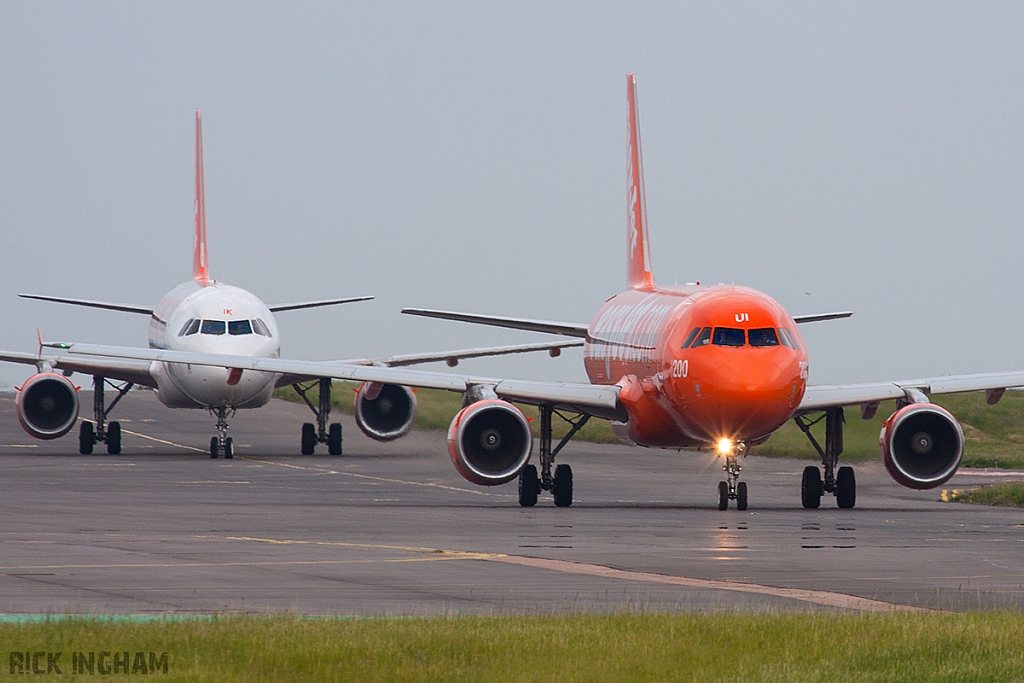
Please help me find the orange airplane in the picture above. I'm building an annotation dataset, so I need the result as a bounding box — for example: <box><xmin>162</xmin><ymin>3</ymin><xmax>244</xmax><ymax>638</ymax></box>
<box><xmin>53</xmin><ymin>75</ymin><xmax>1024</xmax><ymax>510</ymax></box>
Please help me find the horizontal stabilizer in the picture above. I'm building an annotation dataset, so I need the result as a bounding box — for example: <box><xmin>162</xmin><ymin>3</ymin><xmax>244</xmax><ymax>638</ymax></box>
<box><xmin>792</xmin><ymin>311</ymin><xmax>853</xmax><ymax>324</ymax></box>
<box><xmin>268</xmin><ymin>296</ymin><xmax>374</xmax><ymax>313</ymax></box>
<box><xmin>20</xmin><ymin>294</ymin><xmax>153</xmax><ymax>315</ymax></box>
<box><xmin>402</xmin><ymin>308</ymin><xmax>589</xmax><ymax>338</ymax></box>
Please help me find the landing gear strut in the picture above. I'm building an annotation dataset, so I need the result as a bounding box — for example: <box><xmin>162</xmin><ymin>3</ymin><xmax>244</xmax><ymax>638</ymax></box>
<box><xmin>717</xmin><ymin>441</ymin><xmax>748</xmax><ymax>510</ymax></box>
<box><xmin>79</xmin><ymin>376</ymin><xmax>133</xmax><ymax>455</ymax></box>
<box><xmin>292</xmin><ymin>378</ymin><xmax>342</xmax><ymax>455</ymax></box>
<box><xmin>794</xmin><ymin>407</ymin><xmax>856</xmax><ymax>509</ymax></box>
<box><xmin>208</xmin><ymin>406</ymin><xmax>235</xmax><ymax>459</ymax></box>
<box><xmin>518</xmin><ymin>405</ymin><xmax>589</xmax><ymax>508</ymax></box>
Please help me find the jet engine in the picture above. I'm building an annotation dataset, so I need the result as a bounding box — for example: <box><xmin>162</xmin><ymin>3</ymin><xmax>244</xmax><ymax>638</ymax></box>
<box><xmin>354</xmin><ymin>383</ymin><xmax>417</xmax><ymax>441</ymax></box>
<box><xmin>879</xmin><ymin>403</ymin><xmax>964</xmax><ymax>489</ymax></box>
<box><xmin>447</xmin><ymin>399</ymin><xmax>533</xmax><ymax>486</ymax></box>
<box><xmin>16</xmin><ymin>373</ymin><xmax>79</xmax><ymax>440</ymax></box>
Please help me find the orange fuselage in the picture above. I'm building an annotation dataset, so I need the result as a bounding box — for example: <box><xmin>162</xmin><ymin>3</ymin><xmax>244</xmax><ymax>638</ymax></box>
<box><xmin>583</xmin><ymin>285</ymin><xmax>808</xmax><ymax>449</ymax></box>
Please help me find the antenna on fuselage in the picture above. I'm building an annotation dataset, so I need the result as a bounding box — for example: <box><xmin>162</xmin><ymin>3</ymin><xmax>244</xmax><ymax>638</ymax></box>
<box><xmin>193</xmin><ymin>110</ymin><xmax>210</xmax><ymax>286</ymax></box>
<box><xmin>626</xmin><ymin>73</ymin><xmax>655</xmax><ymax>292</ymax></box>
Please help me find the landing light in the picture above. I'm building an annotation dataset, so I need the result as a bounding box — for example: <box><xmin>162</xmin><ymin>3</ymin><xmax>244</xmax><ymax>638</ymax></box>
<box><xmin>717</xmin><ymin>438</ymin><xmax>733</xmax><ymax>456</ymax></box>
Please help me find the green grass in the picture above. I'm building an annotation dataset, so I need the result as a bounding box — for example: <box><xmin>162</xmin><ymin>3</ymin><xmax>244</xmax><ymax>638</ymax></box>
<box><xmin>1</xmin><ymin>613</ymin><xmax>1023</xmax><ymax>682</ymax></box>
<box><xmin>276</xmin><ymin>385</ymin><xmax>1024</xmax><ymax>467</ymax></box>
<box><xmin>947</xmin><ymin>481</ymin><xmax>1024</xmax><ymax>508</ymax></box>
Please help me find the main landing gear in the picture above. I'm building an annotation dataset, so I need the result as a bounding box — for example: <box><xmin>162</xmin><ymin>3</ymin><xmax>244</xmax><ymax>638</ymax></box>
<box><xmin>208</xmin><ymin>406</ymin><xmax>235</xmax><ymax>459</ymax></box>
<box><xmin>717</xmin><ymin>441</ymin><xmax>749</xmax><ymax>511</ymax></box>
<box><xmin>518</xmin><ymin>405</ymin><xmax>589</xmax><ymax>508</ymax></box>
<box><xmin>794</xmin><ymin>407</ymin><xmax>856</xmax><ymax>509</ymax></box>
<box><xmin>79</xmin><ymin>376</ymin><xmax>133</xmax><ymax>455</ymax></box>
<box><xmin>292</xmin><ymin>378</ymin><xmax>343</xmax><ymax>455</ymax></box>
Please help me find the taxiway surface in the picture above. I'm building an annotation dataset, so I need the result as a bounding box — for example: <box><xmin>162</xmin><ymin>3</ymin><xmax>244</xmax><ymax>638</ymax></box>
<box><xmin>0</xmin><ymin>391</ymin><xmax>1021</xmax><ymax>615</ymax></box>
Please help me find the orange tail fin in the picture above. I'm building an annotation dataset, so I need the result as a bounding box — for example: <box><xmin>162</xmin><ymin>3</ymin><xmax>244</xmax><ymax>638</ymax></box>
<box><xmin>193</xmin><ymin>110</ymin><xmax>210</xmax><ymax>285</ymax></box>
<box><xmin>626</xmin><ymin>73</ymin><xmax>654</xmax><ymax>291</ymax></box>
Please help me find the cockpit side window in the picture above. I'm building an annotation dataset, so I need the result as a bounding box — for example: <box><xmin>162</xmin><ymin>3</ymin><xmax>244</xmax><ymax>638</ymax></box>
<box><xmin>681</xmin><ymin>327</ymin><xmax>701</xmax><ymax>349</ymax></box>
<box><xmin>253</xmin><ymin>318</ymin><xmax>273</xmax><ymax>337</ymax></box>
<box><xmin>200</xmin><ymin>319</ymin><xmax>226</xmax><ymax>336</ymax></box>
<box><xmin>748</xmin><ymin>328</ymin><xmax>780</xmax><ymax>347</ymax></box>
<box><xmin>178</xmin><ymin>318</ymin><xmax>196</xmax><ymax>337</ymax></box>
<box><xmin>689</xmin><ymin>327</ymin><xmax>712</xmax><ymax>348</ymax></box>
<box><xmin>712</xmin><ymin>327</ymin><xmax>745</xmax><ymax>347</ymax></box>
<box><xmin>184</xmin><ymin>318</ymin><xmax>201</xmax><ymax>336</ymax></box>
<box><xmin>228</xmin><ymin>319</ymin><xmax>253</xmax><ymax>336</ymax></box>
<box><xmin>780</xmin><ymin>328</ymin><xmax>801</xmax><ymax>350</ymax></box>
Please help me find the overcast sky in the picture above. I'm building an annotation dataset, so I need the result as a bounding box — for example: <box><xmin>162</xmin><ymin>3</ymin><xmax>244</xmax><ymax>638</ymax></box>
<box><xmin>2</xmin><ymin>2</ymin><xmax>1023</xmax><ymax>390</ymax></box>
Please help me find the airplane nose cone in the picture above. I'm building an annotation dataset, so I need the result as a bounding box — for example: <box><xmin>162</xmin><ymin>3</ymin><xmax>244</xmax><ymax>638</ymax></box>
<box><xmin>700</xmin><ymin>358</ymin><xmax>801</xmax><ymax>439</ymax></box>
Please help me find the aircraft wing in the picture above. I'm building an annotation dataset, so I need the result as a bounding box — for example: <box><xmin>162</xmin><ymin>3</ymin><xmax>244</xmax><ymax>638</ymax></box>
<box><xmin>332</xmin><ymin>340</ymin><xmax>583</xmax><ymax>368</ymax></box>
<box><xmin>0</xmin><ymin>349</ymin><xmax>157</xmax><ymax>387</ymax></box>
<box><xmin>268</xmin><ymin>296</ymin><xmax>374</xmax><ymax>313</ymax></box>
<box><xmin>799</xmin><ymin>370</ymin><xmax>1024</xmax><ymax>413</ymax></box>
<box><xmin>402</xmin><ymin>308</ymin><xmax>590</xmax><ymax>337</ymax></box>
<box><xmin>53</xmin><ymin>343</ymin><xmax>624</xmax><ymax>420</ymax></box>
<box><xmin>19</xmin><ymin>294</ymin><xmax>154</xmax><ymax>315</ymax></box>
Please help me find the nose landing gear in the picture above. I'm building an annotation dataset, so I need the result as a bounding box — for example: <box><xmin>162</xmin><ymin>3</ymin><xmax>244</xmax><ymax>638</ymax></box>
<box><xmin>208</xmin><ymin>405</ymin><xmax>235</xmax><ymax>459</ymax></box>
<box><xmin>717</xmin><ymin>441</ymin><xmax>748</xmax><ymax>510</ymax></box>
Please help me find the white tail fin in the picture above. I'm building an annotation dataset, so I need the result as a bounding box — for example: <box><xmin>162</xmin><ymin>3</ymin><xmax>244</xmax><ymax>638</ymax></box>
<box><xmin>193</xmin><ymin>110</ymin><xmax>210</xmax><ymax>285</ymax></box>
<box><xmin>626</xmin><ymin>73</ymin><xmax>654</xmax><ymax>290</ymax></box>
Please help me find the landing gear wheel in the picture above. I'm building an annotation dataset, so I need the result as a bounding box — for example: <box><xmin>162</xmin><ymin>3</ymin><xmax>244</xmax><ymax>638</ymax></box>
<box><xmin>736</xmin><ymin>481</ymin><xmax>748</xmax><ymax>511</ymax></box>
<box><xmin>836</xmin><ymin>466</ymin><xmax>856</xmax><ymax>509</ymax></box>
<box><xmin>79</xmin><ymin>421</ymin><xmax>95</xmax><ymax>455</ymax></box>
<box><xmin>106</xmin><ymin>421</ymin><xmax>121</xmax><ymax>455</ymax></box>
<box><xmin>552</xmin><ymin>464</ymin><xmax>573</xmax><ymax>507</ymax></box>
<box><xmin>301</xmin><ymin>423</ymin><xmax>316</xmax><ymax>455</ymax></box>
<box><xmin>224</xmin><ymin>437</ymin><xmax>234</xmax><ymax>459</ymax></box>
<box><xmin>718</xmin><ymin>481</ymin><xmax>729</xmax><ymax>510</ymax></box>
<box><xmin>210</xmin><ymin>436</ymin><xmax>220</xmax><ymax>459</ymax></box>
<box><xmin>328</xmin><ymin>423</ymin><xmax>342</xmax><ymax>456</ymax></box>
<box><xmin>518</xmin><ymin>464</ymin><xmax>539</xmax><ymax>507</ymax></box>
<box><xmin>801</xmin><ymin>465</ymin><xmax>822</xmax><ymax>509</ymax></box>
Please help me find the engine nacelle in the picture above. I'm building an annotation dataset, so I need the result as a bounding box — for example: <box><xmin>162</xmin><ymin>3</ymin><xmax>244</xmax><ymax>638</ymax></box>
<box><xmin>447</xmin><ymin>399</ymin><xmax>533</xmax><ymax>486</ymax></box>
<box><xmin>354</xmin><ymin>383</ymin><xmax>417</xmax><ymax>441</ymax></box>
<box><xmin>879</xmin><ymin>403</ymin><xmax>964</xmax><ymax>489</ymax></box>
<box><xmin>16</xmin><ymin>373</ymin><xmax>79</xmax><ymax>440</ymax></box>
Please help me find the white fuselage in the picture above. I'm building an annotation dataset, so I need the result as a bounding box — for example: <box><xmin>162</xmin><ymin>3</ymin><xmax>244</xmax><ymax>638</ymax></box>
<box><xmin>147</xmin><ymin>281</ymin><xmax>281</xmax><ymax>410</ymax></box>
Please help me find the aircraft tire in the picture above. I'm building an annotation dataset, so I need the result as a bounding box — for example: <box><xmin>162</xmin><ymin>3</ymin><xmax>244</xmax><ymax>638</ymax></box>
<box><xmin>210</xmin><ymin>436</ymin><xmax>219</xmax><ymax>459</ymax></box>
<box><xmin>718</xmin><ymin>481</ymin><xmax>729</xmax><ymax>510</ymax></box>
<box><xmin>737</xmin><ymin>481</ymin><xmax>748</xmax><ymax>511</ymax></box>
<box><xmin>106</xmin><ymin>422</ymin><xmax>121</xmax><ymax>455</ymax></box>
<box><xmin>328</xmin><ymin>423</ymin><xmax>342</xmax><ymax>456</ymax></box>
<box><xmin>801</xmin><ymin>466</ymin><xmax>822</xmax><ymax>509</ymax></box>
<box><xmin>301</xmin><ymin>423</ymin><xmax>316</xmax><ymax>455</ymax></box>
<box><xmin>552</xmin><ymin>464</ymin><xmax>573</xmax><ymax>507</ymax></box>
<box><xmin>518</xmin><ymin>464</ymin><xmax>539</xmax><ymax>507</ymax></box>
<box><xmin>79</xmin><ymin>421</ymin><xmax>95</xmax><ymax>455</ymax></box>
<box><xmin>836</xmin><ymin>466</ymin><xmax>856</xmax><ymax>509</ymax></box>
<box><xmin>224</xmin><ymin>437</ymin><xmax>233</xmax><ymax>459</ymax></box>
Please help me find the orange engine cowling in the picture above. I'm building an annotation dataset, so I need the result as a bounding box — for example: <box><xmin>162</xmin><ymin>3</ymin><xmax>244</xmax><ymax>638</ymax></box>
<box><xmin>879</xmin><ymin>403</ymin><xmax>963</xmax><ymax>489</ymax></box>
<box><xmin>354</xmin><ymin>383</ymin><xmax>417</xmax><ymax>441</ymax></box>
<box><xmin>16</xmin><ymin>373</ymin><xmax>79</xmax><ymax>440</ymax></box>
<box><xmin>447</xmin><ymin>399</ymin><xmax>533</xmax><ymax>486</ymax></box>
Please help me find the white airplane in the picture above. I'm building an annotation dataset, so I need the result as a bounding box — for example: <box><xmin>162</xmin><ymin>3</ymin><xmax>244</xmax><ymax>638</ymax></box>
<box><xmin>2</xmin><ymin>111</ymin><xmax>580</xmax><ymax>458</ymax></box>
<box><xmin>45</xmin><ymin>78</ymin><xmax>1024</xmax><ymax>511</ymax></box>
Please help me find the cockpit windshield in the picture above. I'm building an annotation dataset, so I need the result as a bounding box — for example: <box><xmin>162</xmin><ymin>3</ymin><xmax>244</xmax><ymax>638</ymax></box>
<box><xmin>228</xmin><ymin>320</ymin><xmax>253</xmax><ymax>336</ymax></box>
<box><xmin>200</xmin><ymin>319</ymin><xmax>226</xmax><ymax>336</ymax></box>
<box><xmin>712</xmin><ymin>327</ymin><xmax>746</xmax><ymax>347</ymax></box>
<box><xmin>748</xmin><ymin>328</ymin><xmax>780</xmax><ymax>347</ymax></box>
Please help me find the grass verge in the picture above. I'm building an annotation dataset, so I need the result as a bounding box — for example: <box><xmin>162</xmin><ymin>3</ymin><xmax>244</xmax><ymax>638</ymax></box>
<box><xmin>2</xmin><ymin>612</ymin><xmax>1024</xmax><ymax>682</ymax></box>
<box><xmin>943</xmin><ymin>481</ymin><xmax>1024</xmax><ymax>508</ymax></box>
<box><xmin>275</xmin><ymin>385</ymin><xmax>1024</xmax><ymax>467</ymax></box>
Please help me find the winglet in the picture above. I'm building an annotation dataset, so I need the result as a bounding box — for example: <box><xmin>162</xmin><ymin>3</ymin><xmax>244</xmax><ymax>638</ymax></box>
<box><xmin>626</xmin><ymin>73</ymin><xmax>654</xmax><ymax>291</ymax></box>
<box><xmin>193</xmin><ymin>110</ymin><xmax>210</xmax><ymax>286</ymax></box>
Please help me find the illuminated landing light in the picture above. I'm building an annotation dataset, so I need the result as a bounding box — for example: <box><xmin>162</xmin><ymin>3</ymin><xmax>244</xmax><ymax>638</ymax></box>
<box><xmin>717</xmin><ymin>438</ymin><xmax>733</xmax><ymax>456</ymax></box>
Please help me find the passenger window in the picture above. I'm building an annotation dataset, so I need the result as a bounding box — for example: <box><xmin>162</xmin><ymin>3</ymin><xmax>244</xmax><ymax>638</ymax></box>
<box><xmin>200</xmin><ymin>319</ymin><xmax>226</xmax><ymax>335</ymax></box>
<box><xmin>228</xmin><ymin>319</ymin><xmax>253</xmax><ymax>336</ymax></box>
<box><xmin>749</xmin><ymin>328</ymin><xmax>780</xmax><ymax>347</ymax></box>
<box><xmin>680</xmin><ymin>327</ymin><xmax>701</xmax><ymax>349</ymax></box>
<box><xmin>177</xmin><ymin>318</ymin><xmax>196</xmax><ymax>337</ymax></box>
<box><xmin>712</xmin><ymin>327</ymin><xmax>745</xmax><ymax>347</ymax></box>
<box><xmin>780</xmin><ymin>328</ymin><xmax>801</xmax><ymax>350</ymax></box>
<box><xmin>690</xmin><ymin>327</ymin><xmax>712</xmax><ymax>348</ymax></box>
